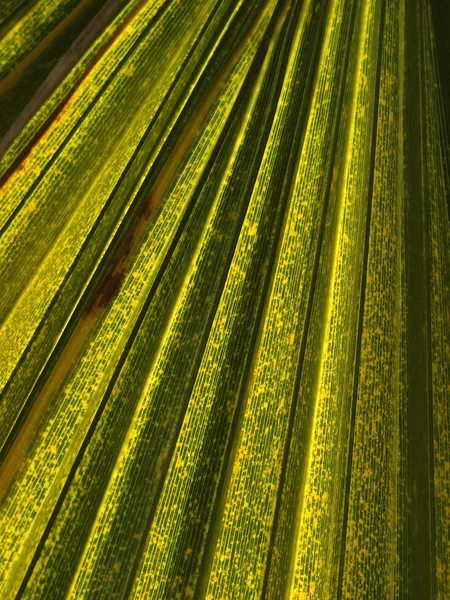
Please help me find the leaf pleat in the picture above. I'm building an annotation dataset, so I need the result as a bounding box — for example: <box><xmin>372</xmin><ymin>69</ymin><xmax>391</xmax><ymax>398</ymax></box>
<box><xmin>0</xmin><ymin>0</ymin><xmax>449</xmax><ymax>598</ymax></box>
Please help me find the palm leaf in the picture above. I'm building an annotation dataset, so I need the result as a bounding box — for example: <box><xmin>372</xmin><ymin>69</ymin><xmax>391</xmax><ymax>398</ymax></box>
<box><xmin>0</xmin><ymin>0</ymin><xmax>449</xmax><ymax>598</ymax></box>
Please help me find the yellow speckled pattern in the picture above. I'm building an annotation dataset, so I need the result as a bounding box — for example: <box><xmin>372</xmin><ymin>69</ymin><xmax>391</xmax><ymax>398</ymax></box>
<box><xmin>0</xmin><ymin>0</ymin><xmax>448</xmax><ymax>598</ymax></box>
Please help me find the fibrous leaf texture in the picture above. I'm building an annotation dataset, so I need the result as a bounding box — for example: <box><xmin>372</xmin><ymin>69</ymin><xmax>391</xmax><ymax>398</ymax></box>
<box><xmin>0</xmin><ymin>0</ymin><xmax>449</xmax><ymax>598</ymax></box>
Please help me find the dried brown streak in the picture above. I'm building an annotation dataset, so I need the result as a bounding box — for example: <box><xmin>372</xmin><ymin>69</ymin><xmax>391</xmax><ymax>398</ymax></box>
<box><xmin>92</xmin><ymin>270</ymin><xmax>126</xmax><ymax>309</ymax></box>
<box><xmin>155</xmin><ymin>444</ymin><xmax>171</xmax><ymax>478</ymax></box>
<box><xmin>87</xmin><ymin>188</ymin><xmax>158</xmax><ymax>311</ymax></box>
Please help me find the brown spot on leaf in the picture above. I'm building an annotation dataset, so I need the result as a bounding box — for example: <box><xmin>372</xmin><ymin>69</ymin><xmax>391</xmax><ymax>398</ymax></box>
<box><xmin>155</xmin><ymin>445</ymin><xmax>170</xmax><ymax>478</ymax></box>
<box><xmin>141</xmin><ymin>189</ymin><xmax>157</xmax><ymax>220</ymax></box>
<box><xmin>93</xmin><ymin>270</ymin><xmax>125</xmax><ymax>309</ymax></box>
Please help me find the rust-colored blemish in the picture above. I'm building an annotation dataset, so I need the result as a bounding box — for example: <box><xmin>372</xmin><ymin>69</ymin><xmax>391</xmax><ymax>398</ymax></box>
<box><xmin>86</xmin><ymin>188</ymin><xmax>158</xmax><ymax>311</ymax></box>
<box><xmin>141</xmin><ymin>187</ymin><xmax>158</xmax><ymax>220</ymax></box>
<box><xmin>155</xmin><ymin>445</ymin><xmax>170</xmax><ymax>478</ymax></box>
<box><xmin>92</xmin><ymin>269</ymin><xmax>126</xmax><ymax>309</ymax></box>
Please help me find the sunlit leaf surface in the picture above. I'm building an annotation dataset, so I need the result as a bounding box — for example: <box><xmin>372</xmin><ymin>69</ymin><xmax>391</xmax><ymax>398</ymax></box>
<box><xmin>0</xmin><ymin>0</ymin><xmax>449</xmax><ymax>598</ymax></box>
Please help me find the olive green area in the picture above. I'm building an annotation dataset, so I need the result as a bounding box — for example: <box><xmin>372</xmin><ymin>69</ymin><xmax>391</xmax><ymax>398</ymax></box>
<box><xmin>0</xmin><ymin>0</ymin><xmax>449</xmax><ymax>599</ymax></box>
<box><xmin>430</xmin><ymin>0</ymin><xmax>450</xmax><ymax>216</ymax></box>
